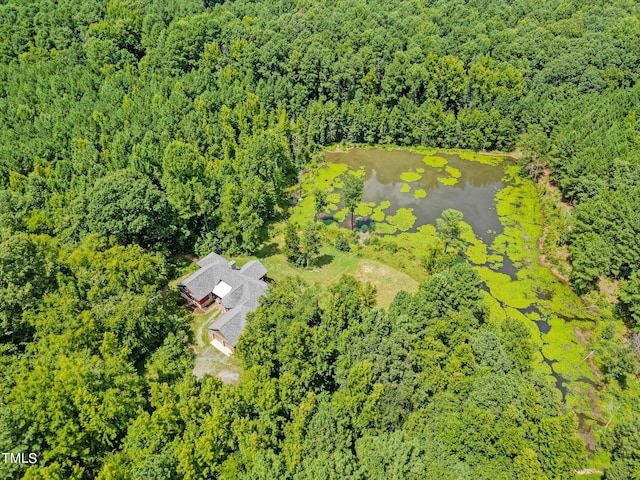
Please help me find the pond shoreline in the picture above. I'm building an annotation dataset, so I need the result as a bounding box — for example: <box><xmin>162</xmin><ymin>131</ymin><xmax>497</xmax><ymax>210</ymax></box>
<box><xmin>324</xmin><ymin>142</ymin><xmax>523</xmax><ymax>160</ymax></box>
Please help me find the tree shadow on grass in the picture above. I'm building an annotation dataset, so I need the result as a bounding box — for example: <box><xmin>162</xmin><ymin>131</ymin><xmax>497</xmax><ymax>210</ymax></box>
<box><xmin>256</xmin><ymin>242</ymin><xmax>280</xmax><ymax>258</ymax></box>
<box><xmin>312</xmin><ymin>254</ymin><xmax>334</xmax><ymax>268</ymax></box>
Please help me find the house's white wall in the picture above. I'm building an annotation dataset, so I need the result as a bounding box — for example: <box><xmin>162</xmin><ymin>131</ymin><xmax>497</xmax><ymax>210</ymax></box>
<box><xmin>211</xmin><ymin>338</ymin><xmax>233</xmax><ymax>357</ymax></box>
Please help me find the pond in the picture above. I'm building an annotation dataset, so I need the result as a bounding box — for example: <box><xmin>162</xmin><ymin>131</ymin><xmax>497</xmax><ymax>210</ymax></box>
<box><xmin>292</xmin><ymin>146</ymin><xmax>601</xmax><ymax>414</ymax></box>
<box><xmin>323</xmin><ymin>148</ymin><xmax>509</xmax><ymax>241</ymax></box>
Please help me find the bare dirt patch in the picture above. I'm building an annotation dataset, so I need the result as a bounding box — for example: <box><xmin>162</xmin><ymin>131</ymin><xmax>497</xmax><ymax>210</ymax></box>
<box><xmin>193</xmin><ymin>346</ymin><xmax>242</xmax><ymax>384</ymax></box>
<box><xmin>353</xmin><ymin>259</ymin><xmax>419</xmax><ymax>307</ymax></box>
<box><xmin>598</xmin><ymin>277</ymin><xmax>619</xmax><ymax>304</ymax></box>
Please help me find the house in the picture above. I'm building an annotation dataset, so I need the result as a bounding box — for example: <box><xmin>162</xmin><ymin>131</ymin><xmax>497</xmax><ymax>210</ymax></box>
<box><xmin>178</xmin><ymin>252</ymin><xmax>268</xmax><ymax>356</ymax></box>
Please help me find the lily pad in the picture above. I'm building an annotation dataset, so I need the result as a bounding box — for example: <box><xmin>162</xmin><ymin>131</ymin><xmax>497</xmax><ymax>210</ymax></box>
<box><xmin>422</xmin><ymin>155</ymin><xmax>448</xmax><ymax>168</ymax></box>
<box><xmin>355</xmin><ymin>201</ymin><xmax>375</xmax><ymax>217</ymax></box>
<box><xmin>460</xmin><ymin>153</ymin><xmax>504</xmax><ymax>166</ymax></box>
<box><xmin>327</xmin><ymin>193</ymin><xmax>340</xmax><ymax>203</ymax></box>
<box><xmin>400</xmin><ymin>183</ymin><xmax>411</xmax><ymax>193</ymax></box>
<box><xmin>400</xmin><ymin>171</ymin><xmax>422</xmax><ymax>182</ymax></box>
<box><xmin>333</xmin><ymin>207</ymin><xmax>349</xmax><ymax>223</ymax></box>
<box><xmin>303</xmin><ymin>163</ymin><xmax>349</xmax><ymax>192</ymax></box>
<box><xmin>437</xmin><ymin>177</ymin><xmax>458</xmax><ymax>186</ymax></box>
<box><xmin>445</xmin><ymin>166</ymin><xmax>461</xmax><ymax>178</ymax></box>
<box><xmin>414</xmin><ymin>189</ymin><xmax>427</xmax><ymax>199</ymax></box>
<box><xmin>374</xmin><ymin>222</ymin><xmax>398</xmax><ymax>234</ymax></box>
<box><xmin>387</xmin><ymin>208</ymin><xmax>416</xmax><ymax>231</ymax></box>
<box><xmin>371</xmin><ymin>201</ymin><xmax>391</xmax><ymax>222</ymax></box>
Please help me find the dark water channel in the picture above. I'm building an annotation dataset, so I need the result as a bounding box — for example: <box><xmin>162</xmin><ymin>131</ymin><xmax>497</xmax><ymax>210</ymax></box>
<box><xmin>325</xmin><ymin>148</ymin><xmax>508</xmax><ymax>243</ymax></box>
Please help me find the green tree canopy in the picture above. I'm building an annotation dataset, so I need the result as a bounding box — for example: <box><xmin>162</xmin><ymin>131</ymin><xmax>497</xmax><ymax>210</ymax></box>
<box><xmin>436</xmin><ymin>208</ymin><xmax>465</xmax><ymax>254</ymax></box>
<box><xmin>86</xmin><ymin>169</ymin><xmax>177</xmax><ymax>251</ymax></box>
<box><xmin>342</xmin><ymin>173</ymin><xmax>364</xmax><ymax>230</ymax></box>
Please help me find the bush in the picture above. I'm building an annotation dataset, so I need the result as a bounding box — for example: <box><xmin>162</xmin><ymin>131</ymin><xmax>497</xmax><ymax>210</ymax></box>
<box><xmin>384</xmin><ymin>242</ymin><xmax>398</xmax><ymax>253</ymax></box>
<box><xmin>363</xmin><ymin>236</ymin><xmax>380</xmax><ymax>246</ymax></box>
<box><xmin>335</xmin><ymin>235</ymin><xmax>350</xmax><ymax>252</ymax></box>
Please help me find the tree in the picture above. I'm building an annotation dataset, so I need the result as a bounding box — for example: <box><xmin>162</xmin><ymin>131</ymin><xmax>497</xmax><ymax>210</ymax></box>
<box><xmin>283</xmin><ymin>222</ymin><xmax>302</xmax><ymax>266</ymax></box>
<box><xmin>342</xmin><ymin>173</ymin><xmax>364</xmax><ymax>230</ymax></box>
<box><xmin>602</xmin><ymin>413</ymin><xmax>640</xmax><ymax>480</ymax></box>
<box><xmin>300</xmin><ymin>222</ymin><xmax>321</xmax><ymax>267</ymax></box>
<box><xmin>0</xmin><ymin>233</ymin><xmax>53</xmax><ymax>344</ymax></box>
<box><xmin>314</xmin><ymin>189</ymin><xmax>328</xmax><ymax>221</ymax></box>
<box><xmin>324</xmin><ymin>275</ymin><xmax>369</xmax><ymax>335</ymax></box>
<box><xmin>500</xmin><ymin>317</ymin><xmax>535</xmax><ymax>372</ymax></box>
<box><xmin>161</xmin><ymin>140</ymin><xmax>208</xmax><ymax>242</ymax></box>
<box><xmin>619</xmin><ymin>270</ymin><xmax>640</xmax><ymax>331</ymax></box>
<box><xmin>436</xmin><ymin>209</ymin><xmax>464</xmax><ymax>254</ymax></box>
<box><xmin>355</xmin><ymin>431</ymin><xmax>431</xmax><ymax>480</ymax></box>
<box><xmin>86</xmin><ymin>170</ymin><xmax>176</xmax><ymax>251</ymax></box>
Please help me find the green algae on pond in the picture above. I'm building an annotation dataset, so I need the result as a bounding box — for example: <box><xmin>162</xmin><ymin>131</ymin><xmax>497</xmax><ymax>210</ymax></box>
<box><xmin>400</xmin><ymin>171</ymin><xmax>422</xmax><ymax>182</ymax></box>
<box><xmin>322</xmin><ymin>148</ymin><xmax>509</xmax><ymax>241</ymax></box>
<box><xmin>295</xmin><ymin>146</ymin><xmax>601</xmax><ymax>416</ymax></box>
<box><xmin>386</xmin><ymin>208</ymin><xmax>417</xmax><ymax>232</ymax></box>
<box><xmin>414</xmin><ymin>189</ymin><xmax>427</xmax><ymax>199</ymax></box>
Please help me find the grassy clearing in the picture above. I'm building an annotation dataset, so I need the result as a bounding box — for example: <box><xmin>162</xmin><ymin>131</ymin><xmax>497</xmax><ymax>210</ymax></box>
<box><xmin>235</xmin><ymin>236</ymin><xmax>418</xmax><ymax>308</ymax></box>
<box><xmin>189</xmin><ymin>310</ymin><xmax>222</xmax><ymax>353</ymax></box>
<box><xmin>192</xmin><ymin>346</ymin><xmax>243</xmax><ymax>383</ymax></box>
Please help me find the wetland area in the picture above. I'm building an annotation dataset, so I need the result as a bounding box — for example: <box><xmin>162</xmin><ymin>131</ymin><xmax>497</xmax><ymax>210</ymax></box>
<box><xmin>292</xmin><ymin>146</ymin><xmax>603</xmax><ymax>429</ymax></box>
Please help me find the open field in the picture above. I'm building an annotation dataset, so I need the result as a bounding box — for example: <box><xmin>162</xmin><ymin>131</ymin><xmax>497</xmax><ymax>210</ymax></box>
<box><xmin>237</xmin><ymin>240</ymin><xmax>419</xmax><ymax>308</ymax></box>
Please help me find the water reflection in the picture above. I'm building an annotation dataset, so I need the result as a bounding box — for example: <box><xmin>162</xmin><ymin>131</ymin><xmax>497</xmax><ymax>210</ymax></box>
<box><xmin>325</xmin><ymin>149</ymin><xmax>511</xmax><ymax>243</ymax></box>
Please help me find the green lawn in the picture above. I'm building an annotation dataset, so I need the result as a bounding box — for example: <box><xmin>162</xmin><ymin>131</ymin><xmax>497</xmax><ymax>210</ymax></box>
<box><xmin>236</xmin><ymin>239</ymin><xmax>419</xmax><ymax>308</ymax></box>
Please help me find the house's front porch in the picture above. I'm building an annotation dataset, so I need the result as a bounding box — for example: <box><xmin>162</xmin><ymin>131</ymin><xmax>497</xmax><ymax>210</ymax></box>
<box><xmin>182</xmin><ymin>296</ymin><xmax>222</xmax><ymax>315</ymax></box>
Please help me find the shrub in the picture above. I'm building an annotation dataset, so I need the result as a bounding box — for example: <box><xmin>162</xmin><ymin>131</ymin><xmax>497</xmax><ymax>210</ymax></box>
<box><xmin>335</xmin><ymin>235</ymin><xmax>350</xmax><ymax>252</ymax></box>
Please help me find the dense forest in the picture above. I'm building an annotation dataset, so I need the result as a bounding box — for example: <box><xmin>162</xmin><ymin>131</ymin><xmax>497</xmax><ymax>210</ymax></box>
<box><xmin>1</xmin><ymin>0</ymin><xmax>639</xmax><ymax>478</ymax></box>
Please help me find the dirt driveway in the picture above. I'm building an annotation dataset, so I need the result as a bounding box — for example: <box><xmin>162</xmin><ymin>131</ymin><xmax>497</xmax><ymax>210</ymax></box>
<box><xmin>192</xmin><ymin>345</ymin><xmax>242</xmax><ymax>384</ymax></box>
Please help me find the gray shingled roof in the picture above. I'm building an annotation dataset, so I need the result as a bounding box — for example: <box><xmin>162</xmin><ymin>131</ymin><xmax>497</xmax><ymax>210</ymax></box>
<box><xmin>240</xmin><ymin>260</ymin><xmax>268</xmax><ymax>280</ymax></box>
<box><xmin>221</xmin><ymin>284</ymin><xmax>244</xmax><ymax>309</ymax></box>
<box><xmin>197</xmin><ymin>252</ymin><xmax>227</xmax><ymax>268</ymax></box>
<box><xmin>209</xmin><ymin>306</ymin><xmax>254</xmax><ymax>347</ymax></box>
<box><xmin>178</xmin><ymin>266</ymin><xmax>219</xmax><ymax>301</ymax></box>
<box><xmin>179</xmin><ymin>252</ymin><xmax>268</xmax><ymax>348</ymax></box>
